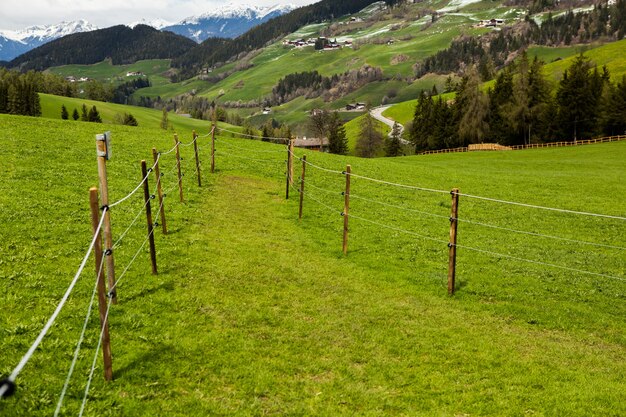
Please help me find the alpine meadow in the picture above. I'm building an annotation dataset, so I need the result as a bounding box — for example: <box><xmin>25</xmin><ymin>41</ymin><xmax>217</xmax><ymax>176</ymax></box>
<box><xmin>0</xmin><ymin>0</ymin><xmax>625</xmax><ymax>415</ymax></box>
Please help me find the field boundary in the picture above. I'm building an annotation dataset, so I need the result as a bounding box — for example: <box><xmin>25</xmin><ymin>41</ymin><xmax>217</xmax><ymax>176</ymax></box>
<box><xmin>417</xmin><ymin>135</ymin><xmax>626</xmax><ymax>155</ymax></box>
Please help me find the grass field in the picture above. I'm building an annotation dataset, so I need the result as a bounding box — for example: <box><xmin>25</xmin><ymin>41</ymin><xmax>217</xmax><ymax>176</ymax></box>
<box><xmin>38</xmin><ymin>93</ymin><xmax>238</xmax><ymax>136</ymax></box>
<box><xmin>1</xmin><ymin>114</ymin><xmax>624</xmax><ymax>415</ymax></box>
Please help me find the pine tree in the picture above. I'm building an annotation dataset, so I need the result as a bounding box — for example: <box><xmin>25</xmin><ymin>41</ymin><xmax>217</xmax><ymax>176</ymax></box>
<box><xmin>160</xmin><ymin>108</ymin><xmax>170</xmax><ymax>130</ymax></box>
<box><xmin>81</xmin><ymin>104</ymin><xmax>88</xmax><ymax>121</ymax></box>
<box><xmin>61</xmin><ymin>105</ymin><xmax>69</xmax><ymax>120</ymax></box>
<box><xmin>72</xmin><ymin>108</ymin><xmax>80</xmax><ymax>120</ymax></box>
<box><xmin>556</xmin><ymin>54</ymin><xmax>601</xmax><ymax>140</ymax></box>
<box><xmin>327</xmin><ymin>111</ymin><xmax>348</xmax><ymax>155</ymax></box>
<box><xmin>385</xmin><ymin>122</ymin><xmax>403</xmax><ymax>157</ymax></box>
<box><xmin>356</xmin><ymin>105</ymin><xmax>384</xmax><ymax>158</ymax></box>
<box><xmin>456</xmin><ymin>66</ymin><xmax>489</xmax><ymax>145</ymax></box>
<box><xmin>88</xmin><ymin>106</ymin><xmax>102</xmax><ymax>123</ymax></box>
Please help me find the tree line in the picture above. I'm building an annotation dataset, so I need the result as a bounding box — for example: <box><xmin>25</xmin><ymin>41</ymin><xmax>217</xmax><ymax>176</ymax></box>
<box><xmin>0</xmin><ymin>68</ymin><xmax>75</xmax><ymax>116</ymax></box>
<box><xmin>410</xmin><ymin>52</ymin><xmax>626</xmax><ymax>152</ymax></box>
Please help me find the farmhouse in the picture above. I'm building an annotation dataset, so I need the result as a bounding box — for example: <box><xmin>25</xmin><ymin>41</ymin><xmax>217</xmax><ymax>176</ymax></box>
<box><xmin>476</xmin><ymin>18</ymin><xmax>504</xmax><ymax>28</ymax></box>
<box><xmin>346</xmin><ymin>102</ymin><xmax>366</xmax><ymax>111</ymax></box>
<box><xmin>293</xmin><ymin>136</ymin><xmax>329</xmax><ymax>152</ymax></box>
<box><xmin>126</xmin><ymin>71</ymin><xmax>145</xmax><ymax>77</ymax></box>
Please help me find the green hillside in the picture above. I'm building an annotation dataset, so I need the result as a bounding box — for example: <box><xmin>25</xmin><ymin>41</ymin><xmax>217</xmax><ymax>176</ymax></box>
<box><xmin>1</xmin><ymin>113</ymin><xmax>625</xmax><ymax>415</ymax></box>
<box><xmin>39</xmin><ymin>93</ymin><xmax>237</xmax><ymax>135</ymax></box>
<box><xmin>48</xmin><ymin>59</ymin><xmax>172</xmax><ymax>87</ymax></box>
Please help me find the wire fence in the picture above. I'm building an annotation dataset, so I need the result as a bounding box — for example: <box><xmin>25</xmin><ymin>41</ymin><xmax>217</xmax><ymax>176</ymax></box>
<box><xmin>2</xmin><ymin>126</ymin><xmax>624</xmax><ymax>413</ymax></box>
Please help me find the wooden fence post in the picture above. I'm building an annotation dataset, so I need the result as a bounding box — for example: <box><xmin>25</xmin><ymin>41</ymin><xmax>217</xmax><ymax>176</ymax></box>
<box><xmin>289</xmin><ymin>139</ymin><xmax>294</xmax><ymax>186</ymax></box>
<box><xmin>141</xmin><ymin>161</ymin><xmax>158</xmax><ymax>275</ymax></box>
<box><xmin>211</xmin><ymin>118</ymin><xmax>216</xmax><ymax>174</ymax></box>
<box><xmin>285</xmin><ymin>141</ymin><xmax>292</xmax><ymax>200</ymax></box>
<box><xmin>174</xmin><ymin>134</ymin><xmax>184</xmax><ymax>202</ymax></box>
<box><xmin>298</xmin><ymin>155</ymin><xmax>306</xmax><ymax>220</ymax></box>
<box><xmin>193</xmin><ymin>130</ymin><xmax>202</xmax><ymax>187</ymax></box>
<box><xmin>342</xmin><ymin>165</ymin><xmax>351</xmax><ymax>255</ymax></box>
<box><xmin>95</xmin><ymin>133</ymin><xmax>117</xmax><ymax>304</ymax></box>
<box><xmin>448</xmin><ymin>188</ymin><xmax>459</xmax><ymax>295</ymax></box>
<box><xmin>152</xmin><ymin>148</ymin><xmax>167</xmax><ymax>235</ymax></box>
<box><xmin>89</xmin><ymin>188</ymin><xmax>113</xmax><ymax>381</ymax></box>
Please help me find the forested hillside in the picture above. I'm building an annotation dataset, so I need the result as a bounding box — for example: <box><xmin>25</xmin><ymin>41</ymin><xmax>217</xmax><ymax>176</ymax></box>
<box><xmin>8</xmin><ymin>25</ymin><xmax>196</xmax><ymax>71</ymax></box>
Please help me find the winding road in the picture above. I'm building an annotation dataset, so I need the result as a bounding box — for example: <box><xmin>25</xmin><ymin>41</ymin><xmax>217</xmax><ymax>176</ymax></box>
<box><xmin>370</xmin><ymin>105</ymin><xmax>410</xmax><ymax>144</ymax></box>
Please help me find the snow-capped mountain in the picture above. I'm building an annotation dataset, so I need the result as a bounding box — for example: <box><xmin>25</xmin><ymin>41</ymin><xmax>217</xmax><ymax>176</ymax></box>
<box><xmin>162</xmin><ymin>3</ymin><xmax>297</xmax><ymax>42</ymax></box>
<box><xmin>0</xmin><ymin>20</ymin><xmax>97</xmax><ymax>61</ymax></box>
<box><xmin>128</xmin><ymin>18</ymin><xmax>173</xmax><ymax>30</ymax></box>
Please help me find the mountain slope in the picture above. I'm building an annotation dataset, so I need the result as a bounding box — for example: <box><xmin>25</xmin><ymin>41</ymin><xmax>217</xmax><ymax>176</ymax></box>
<box><xmin>0</xmin><ymin>20</ymin><xmax>97</xmax><ymax>61</ymax></box>
<box><xmin>163</xmin><ymin>4</ymin><xmax>296</xmax><ymax>42</ymax></box>
<box><xmin>8</xmin><ymin>25</ymin><xmax>196</xmax><ymax>71</ymax></box>
<box><xmin>172</xmin><ymin>0</ymin><xmax>400</xmax><ymax>76</ymax></box>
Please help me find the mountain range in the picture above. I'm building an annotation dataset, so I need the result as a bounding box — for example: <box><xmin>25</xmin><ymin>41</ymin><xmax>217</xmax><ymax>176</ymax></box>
<box><xmin>0</xmin><ymin>4</ymin><xmax>296</xmax><ymax>61</ymax></box>
<box><xmin>0</xmin><ymin>20</ymin><xmax>97</xmax><ymax>61</ymax></box>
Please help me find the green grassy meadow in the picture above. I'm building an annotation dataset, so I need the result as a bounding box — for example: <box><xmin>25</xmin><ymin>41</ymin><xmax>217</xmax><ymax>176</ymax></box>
<box><xmin>0</xmin><ymin>113</ymin><xmax>624</xmax><ymax>415</ymax></box>
<box><xmin>39</xmin><ymin>93</ymin><xmax>238</xmax><ymax>136</ymax></box>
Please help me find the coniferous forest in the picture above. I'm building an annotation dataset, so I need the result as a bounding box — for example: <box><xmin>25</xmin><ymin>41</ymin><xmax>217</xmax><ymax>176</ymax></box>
<box><xmin>410</xmin><ymin>53</ymin><xmax>626</xmax><ymax>152</ymax></box>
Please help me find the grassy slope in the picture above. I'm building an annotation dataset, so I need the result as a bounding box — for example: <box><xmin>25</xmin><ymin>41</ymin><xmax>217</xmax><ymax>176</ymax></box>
<box><xmin>39</xmin><ymin>93</ymin><xmax>238</xmax><ymax>135</ymax></box>
<box><xmin>1</xmin><ymin>114</ymin><xmax>624</xmax><ymax>415</ymax></box>
<box><xmin>48</xmin><ymin>59</ymin><xmax>172</xmax><ymax>87</ymax></box>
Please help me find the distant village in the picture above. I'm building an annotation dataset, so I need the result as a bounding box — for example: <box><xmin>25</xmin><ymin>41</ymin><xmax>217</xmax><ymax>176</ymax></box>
<box><xmin>282</xmin><ymin>37</ymin><xmax>353</xmax><ymax>51</ymax></box>
<box><xmin>64</xmin><ymin>71</ymin><xmax>145</xmax><ymax>83</ymax></box>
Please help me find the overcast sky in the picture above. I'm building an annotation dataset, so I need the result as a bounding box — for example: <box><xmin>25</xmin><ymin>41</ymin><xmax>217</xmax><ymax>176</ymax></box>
<box><xmin>0</xmin><ymin>0</ymin><xmax>318</xmax><ymax>31</ymax></box>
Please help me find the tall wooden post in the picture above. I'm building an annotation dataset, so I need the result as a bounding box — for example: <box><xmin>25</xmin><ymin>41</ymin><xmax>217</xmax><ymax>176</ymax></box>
<box><xmin>448</xmin><ymin>188</ymin><xmax>460</xmax><ymax>295</ymax></box>
<box><xmin>285</xmin><ymin>142</ymin><xmax>291</xmax><ymax>200</ymax></box>
<box><xmin>192</xmin><ymin>130</ymin><xmax>202</xmax><ymax>187</ymax></box>
<box><xmin>211</xmin><ymin>116</ymin><xmax>216</xmax><ymax>174</ymax></box>
<box><xmin>298</xmin><ymin>155</ymin><xmax>307</xmax><ymax>220</ymax></box>
<box><xmin>342</xmin><ymin>165</ymin><xmax>351</xmax><ymax>255</ymax></box>
<box><xmin>174</xmin><ymin>134</ymin><xmax>184</xmax><ymax>202</ymax></box>
<box><xmin>141</xmin><ymin>161</ymin><xmax>158</xmax><ymax>275</ymax></box>
<box><xmin>288</xmin><ymin>139</ymin><xmax>294</xmax><ymax>186</ymax></box>
<box><xmin>89</xmin><ymin>188</ymin><xmax>113</xmax><ymax>381</ymax></box>
<box><xmin>95</xmin><ymin>133</ymin><xmax>117</xmax><ymax>304</ymax></box>
<box><xmin>152</xmin><ymin>148</ymin><xmax>167</xmax><ymax>235</ymax></box>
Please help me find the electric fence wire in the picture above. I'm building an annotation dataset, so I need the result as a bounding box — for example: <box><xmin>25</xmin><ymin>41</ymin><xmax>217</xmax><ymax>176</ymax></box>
<box><xmin>304</xmin><ymin>180</ymin><xmax>344</xmax><ymax>196</ymax></box>
<box><xmin>109</xmin><ymin>157</ymin><xmax>159</xmax><ymax>209</ymax></box>
<box><xmin>346</xmin><ymin>209</ymin><xmax>626</xmax><ymax>282</ymax></box>
<box><xmin>292</xmin><ymin>153</ymin><xmax>344</xmax><ymax>175</ymax></box>
<box><xmin>454</xmin><ymin>217</ymin><xmax>626</xmax><ymax>250</ymax></box>
<box><xmin>216</xmin><ymin>148</ymin><xmax>285</xmax><ymax>164</ymax></box>
<box><xmin>113</xmin><ymin>178</ymin><xmax>162</xmax><ymax>250</ymax></box>
<box><xmin>454</xmin><ymin>191</ymin><xmax>626</xmax><ymax>221</ymax></box>
<box><xmin>178</xmin><ymin>134</ymin><xmax>200</xmax><ymax>148</ymax></box>
<box><xmin>78</xmin><ymin>299</ymin><xmax>111</xmax><ymax>417</ymax></box>
<box><xmin>293</xmin><ymin>182</ymin><xmax>343</xmax><ymax>216</ymax></box>
<box><xmin>53</xmin><ymin>254</ymin><xmax>106</xmax><ymax>417</ymax></box>
<box><xmin>79</xmin><ymin>198</ymin><xmax>166</xmax><ymax>415</ymax></box>
<box><xmin>346</xmin><ymin>192</ymin><xmax>625</xmax><ymax>250</ymax></box>
<box><xmin>197</xmin><ymin>126</ymin><xmax>216</xmax><ymax>138</ymax></box>
<box><xmin>453</xmin><ymin>243</ymin><xmax>626</xmax><ymax>282</ymax></box>
<box><xmin>159</xmin><ymin>142</ymin><xmax>180</xmax><ymax>155</ymax></box>
<box><xmin>216</xmin><ymin>136</ymin><xmax>288</xmax><ymax>154</ymax></box>
<box><xmin>0</xmin><ymin>209</ymin><xmax>108</xmax><ymax>399</ymax></box>
<box><xmin>218</xmin><ymin>126</ymin><xmax>290</xmax><ymax>143</ymax></box>
<box><xmin>290</xmin><ymin>150</ymin><xmax>625</xmax><ymax>221</ymax></box>
<box><xmin>349</xmin><ymin>193</ymin><xmax>450</xmax><ymax>220</ymax></box>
